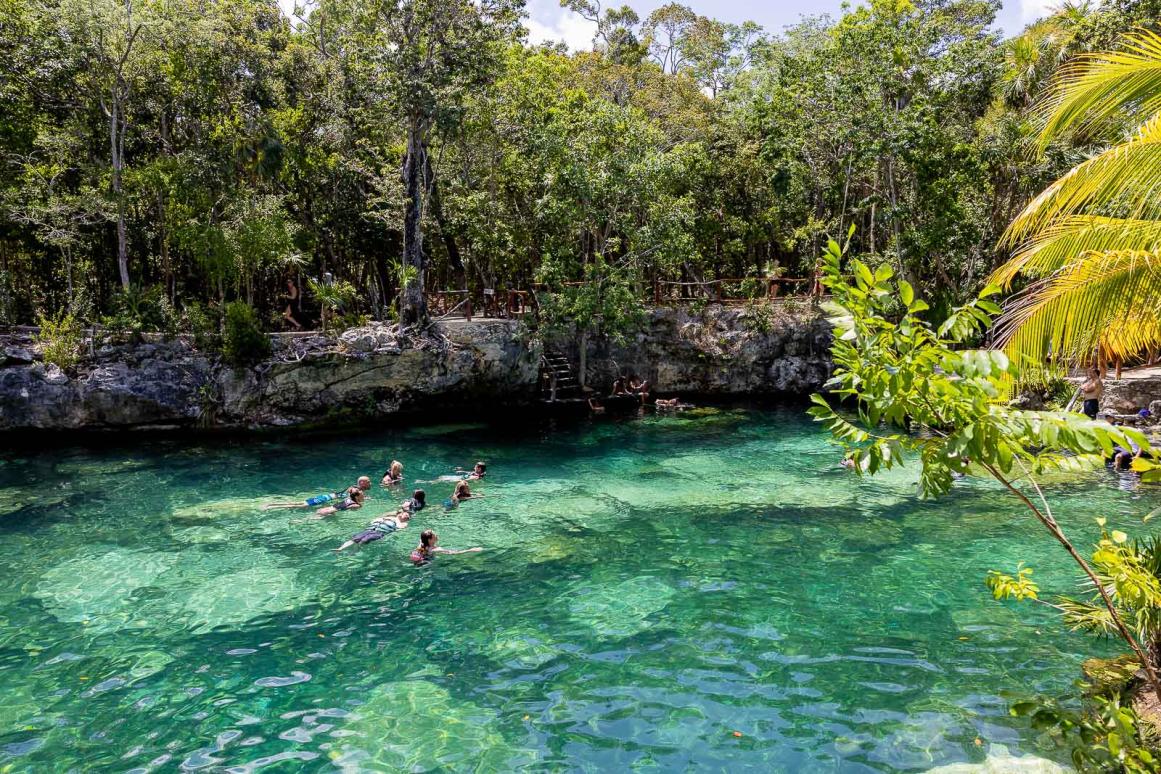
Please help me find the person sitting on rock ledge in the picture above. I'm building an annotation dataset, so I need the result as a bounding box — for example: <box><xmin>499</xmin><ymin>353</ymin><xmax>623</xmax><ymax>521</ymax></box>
<box><xmin>628</xmin><ymin>375</ymin><xmax>650</xmax><ymax>404</ymax></box>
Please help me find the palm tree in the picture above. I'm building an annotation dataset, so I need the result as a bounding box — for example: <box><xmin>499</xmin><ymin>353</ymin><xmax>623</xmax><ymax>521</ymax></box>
<box><xmin>990</xmin><ymin>31</ymin><xmax>1161</xmax><ymax>367</ymax></box>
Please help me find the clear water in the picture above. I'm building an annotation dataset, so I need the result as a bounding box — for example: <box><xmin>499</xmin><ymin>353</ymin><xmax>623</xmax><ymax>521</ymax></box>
<box><xmin>0</xmin><ymin>407</ymin><xmax>1154</xmax><ymax>772</ymax></box>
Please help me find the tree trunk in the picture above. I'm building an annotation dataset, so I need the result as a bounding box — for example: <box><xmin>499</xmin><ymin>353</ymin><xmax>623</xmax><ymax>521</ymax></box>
<box><xmin>400</xmin><ymin>119</ymin><xmax>428</xmax><ymax>325</ymax></box>
<box><xmin>578</xmin><ymin>330</ymin><xmax>588</xmax><ymax>391</ymax></box>
<box><xmin>110</xmin><ymin>92</ymin><xmax>129</xmax><ymax>289</ymax></box>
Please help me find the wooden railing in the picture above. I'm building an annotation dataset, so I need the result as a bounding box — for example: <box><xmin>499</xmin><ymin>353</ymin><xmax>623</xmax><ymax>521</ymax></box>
<box><xmin>652</xmin><ymin>276</ymin><xmax>817</xmax><ymax>304</ymax></box>
<box><xmin>426</xmin><ymin>289</ymin><xmax>531</xmax><ymax>321</ymax></box>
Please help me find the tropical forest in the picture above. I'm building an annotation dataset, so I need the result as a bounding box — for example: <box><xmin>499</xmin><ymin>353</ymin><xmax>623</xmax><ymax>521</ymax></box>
<box><xmin>4</xmin><ymin>0</ymin><xmax>1161</xmax><ymax>770</ymax></box>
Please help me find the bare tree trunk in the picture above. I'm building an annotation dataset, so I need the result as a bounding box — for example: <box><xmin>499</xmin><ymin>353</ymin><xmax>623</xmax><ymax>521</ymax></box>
<box><xmin>110</xmin><ymin>93</ymin><xmax>129</xmax><ymax>289</ymax></box>
<box><xmin>400</xmin><ymin>119</ymin><xmax>427</xmax><ymax>325</ymax></box>
<box><xmin>578</xmin><ymin>330</ymin><xmax>588</xmax><ymax>391</ymax></box>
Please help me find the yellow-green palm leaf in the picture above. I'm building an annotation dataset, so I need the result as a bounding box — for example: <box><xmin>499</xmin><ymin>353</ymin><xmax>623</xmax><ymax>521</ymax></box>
<box><xmin>1037</xmin><ymin>32</ymin><xmax>1161</xmax><ymax>145</ymax></box>
<box><xmin>991</xmin><ymin>30</ymin><xmax>1161</xmax><ymax>365</ymax></box>
<box><xmin>993</xmin><ymin>250</ymin><xmax>1161</xmax><ymax>363</ymax></box>
<box><xmin>992</xmin><ymin>215</ymin><xmax>1161</xmax><ymax>286</ymax></box>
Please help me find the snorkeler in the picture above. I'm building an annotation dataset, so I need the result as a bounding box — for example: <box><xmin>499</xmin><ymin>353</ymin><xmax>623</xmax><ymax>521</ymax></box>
<box><xmin>381</xmin><ymin>460</ymin><xmax>404</xmax><ymax>486</ymax></box>
<box><xmin>410</xmin><ymin>529</ymin><xmax>482</xmax><ymax>564</ymax></box>
<box><xmin>334</xmin><ymin>508</ymin><xmax>415</xmax><ymax>552</ymax></box>
<box><xmin>263</xmin><ymin>477</ymin><xmax>372</xmax><ymax>511</ymax></box>
<box><xmin>313</xmin><ymin>486</ymin><xmax>366</xmax><ymax>517</ymax></box>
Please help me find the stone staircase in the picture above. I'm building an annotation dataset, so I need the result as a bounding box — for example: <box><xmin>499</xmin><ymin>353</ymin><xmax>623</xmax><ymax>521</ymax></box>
<box><xmin>540</xmin><ymin>351</ymin><xmax>578</xmax><ymax>402</ymax></box>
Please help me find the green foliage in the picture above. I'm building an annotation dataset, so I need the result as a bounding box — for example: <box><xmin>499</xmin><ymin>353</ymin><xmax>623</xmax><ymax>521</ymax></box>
<box><xmin>744</xmin><ymin>299</ymin><xmax>775</xmax><ymax>334</ymax></box>
<box><xmin>809</xmin><ymin>233</ymin><xmax>1145</xmax><ymax>494</ymax></box>
<box><xmin>36</xmin><ymin>312</ymin><xmax>84</xmax><ymax>371</ymax></box>
<box><xmin>810</xmin><ymin>232</ymin><xmax>1161</xmax><ymax>702</ymax></box>
<box><xmin>102</xmin><ymin>285</ymin><xmax>177</xmax><ymax>341</ymax></box>
<box><xmin>308</xmin><ymin>279</ymin><xmax>358</xmax><ymax>334</ymax></box>
<box><xmin>536</xmin><ymin>255</ymin><xmax>646</xmax><ymax>344</ymax></box>
<box><xmin>1010</xmin><ymin>694</ymin><xmax>1159</xmax><ymax>773</ymax></box>
<box><xmin>986</xmin><ymin>563</ymin><xmax>1040</xmax><ymax>601</ymax></box>
<box><xmin>221</xmin><ymin>301</ymin><xmax>271</xmax><ymax>367</ymax></box>
<box><xmin>184</xmin><ymin>302</ymin><xmax>221</xmax><ymax>353</ymax></box>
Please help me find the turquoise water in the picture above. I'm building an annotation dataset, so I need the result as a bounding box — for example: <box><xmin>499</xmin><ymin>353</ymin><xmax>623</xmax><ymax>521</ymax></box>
<box><xmin>0</xmin><ymin>407</ymin><xmax>1155</xmax><ymax>772</ymax></box>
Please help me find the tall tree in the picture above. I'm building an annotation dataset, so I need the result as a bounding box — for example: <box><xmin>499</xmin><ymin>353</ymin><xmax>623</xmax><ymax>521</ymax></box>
<box><xmin>363</xmin><ymin>0</ymin><xmax>521</xmax><ymax>324</ymax></box>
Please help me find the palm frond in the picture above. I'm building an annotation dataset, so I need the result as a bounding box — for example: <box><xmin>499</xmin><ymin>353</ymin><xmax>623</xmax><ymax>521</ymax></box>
<box><xmin>1002</xmin><ymin>115</ymin><xmax>1161</xmax><ymax>246</ymax></box>
<box><xmin>994</xmin><ymin>249</ymin><xmax>1161</xmax><ymax>362</ymax></box>
<box><xmin>991</xmin><ymin>215</ymin><xmax>1161</xmax><ymax>286</ymax></box>
<box><xmin>1039</xmin><ymin>30</ymin><xmax>1161</xmax><ymax>146</ymax></box>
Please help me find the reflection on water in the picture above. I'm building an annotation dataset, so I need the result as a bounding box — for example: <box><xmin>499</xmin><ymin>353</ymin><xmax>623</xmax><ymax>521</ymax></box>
<box><xmin>0</xmin><ymin>408</ymin><xmax>1152</xmax><ymax>771</ymax></box>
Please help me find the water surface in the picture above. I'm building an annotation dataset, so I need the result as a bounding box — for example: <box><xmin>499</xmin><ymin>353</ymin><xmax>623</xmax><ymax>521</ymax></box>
<box><xmin>0</xmin><ymin>408</ymin><xmax>1153</xmax><ymax>771</ymax></box>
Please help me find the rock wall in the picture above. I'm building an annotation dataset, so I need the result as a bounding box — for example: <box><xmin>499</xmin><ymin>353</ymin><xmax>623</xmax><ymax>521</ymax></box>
<box><xmin>0</xmin><ymin>305</ymin><xmax>832</xmax><ymax>432</ymax></box>
<box><xmin>573</xmin><ymin>305</ymin><xmax>832</xmax><ymax>397</ymax></box>
<box><xmin>0</xmin><ymin>320</ymin><xmax>540</xmax><ymax>432</ymax></box>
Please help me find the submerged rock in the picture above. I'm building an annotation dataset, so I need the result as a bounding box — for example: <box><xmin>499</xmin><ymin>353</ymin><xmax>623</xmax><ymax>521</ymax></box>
<box><xmin>923</xmin><ymin>745</ymin><xmax>1068</xmax><ymax>773</ymax></box>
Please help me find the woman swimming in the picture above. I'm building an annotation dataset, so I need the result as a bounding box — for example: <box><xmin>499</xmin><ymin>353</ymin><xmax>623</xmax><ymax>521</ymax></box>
<box><xmin>381</xmin><ymin>460</ymin><xmax>404</xmax><ymax>486</ymax></box>
<box><xmin>428</xmin><ymin>462</ymin><xmax>486</xmax><ymax>483</ymax></box>
<box><xmin>263</xmin><ymin>477</ymin><xmax>372</xmax><ymax>510</ymax></box>
<box><xmin>410</xmin><ymin>529</ymin><xmax>482</xmax><ymax>564</ymax></box>
<box><xmin>313</xmin><ymin>486</ymin><xmax>365</xmax><ymax>517</ymax></box>
<box><xmin>334</xmin><ymin>508</ymin><xmax>415</xmax><ymax>552</ymax></box>
<box><xmin>445</xmin><ymin>480</ymin><xmax>483</xmax><ymax>508</ymax></box>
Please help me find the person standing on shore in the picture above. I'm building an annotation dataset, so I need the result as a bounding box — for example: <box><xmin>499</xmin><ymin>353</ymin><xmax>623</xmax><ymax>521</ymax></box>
<box><xmin>1081</xmin><ymin>366</ymin><xmax>1104</xmax><ymax>419</ymax></box>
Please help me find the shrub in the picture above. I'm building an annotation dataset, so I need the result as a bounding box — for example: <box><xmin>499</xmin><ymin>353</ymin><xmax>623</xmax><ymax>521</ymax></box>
<box><xmin>37</xmin><ymin>312</ymin><xmax>84</xmax><ymax>371</ymax></box>
<box><xmin>222</xmin><ymin>301</ymin><xmax>271</xmax><ymax>367</ymax></box>
<box><xmin>184</xmin><ymin>302</ymin><xmax>221</xmax><ymax>353</ymax></box>
<box><xmin>102</xmin><ymin>285</ymin><xmax>177</xmax><ymax>341</ymax></box>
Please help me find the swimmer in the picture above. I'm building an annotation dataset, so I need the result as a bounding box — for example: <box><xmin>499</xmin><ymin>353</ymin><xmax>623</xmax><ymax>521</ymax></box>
<box><xmin>461</xmin><ymin>461</ymin><xmax>486</xmax><ymax>480</ymax></box>
<box><xmin>334</xmin><ymin>508</ymin><xmax>415</xmax><ymax>551</ymax></box>
<box><xmin>840</xmin><ymin>457</ymin><xmax>856</xmax><ymax>470</ymax></box>
<box><xmin>428</xmin><ymin>462</ymin><xmax>487</xmax><ymax>483</ymax></box>
<box><xmin>445</xmin><ymin>480</ymin><xmax>484</xmax><ymax>509</ymax></box>
<box><xmin>313</xmin><ymin>486</ymin><xmax>366</xmax><ymax>517</ymax></box>
<box><xmin>263</xmin><ymin>477</ymin><xmax>371</xmax><ymax>510</ymax></box>
<box><xmin>410</xmin><ymin>529</ymin><xmax>482</xmax><ymax>564</ymax></box>
<box><xmin>655</xmin><ymin>397</ymin><xmax>680</xmax><ymax>409</ymax></box>
<box><xmin>381</xmin><ymin>460</ymin><xmax>404</xmax><ymax>486</ymax></box>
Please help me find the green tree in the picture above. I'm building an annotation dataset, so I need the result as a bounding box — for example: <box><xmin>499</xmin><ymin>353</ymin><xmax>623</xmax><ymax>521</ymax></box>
<box><xmin>809</xmin><ymin>234</ymin><xmax>1161</xmax><ymax>698</ymax></box>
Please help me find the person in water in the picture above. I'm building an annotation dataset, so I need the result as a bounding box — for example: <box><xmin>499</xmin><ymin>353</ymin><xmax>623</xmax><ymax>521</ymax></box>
<box><xmin>313</xmin><ymin>486</ymin><xmax>365</xmax><ymax>517</ymax></box>
<box><xmin>410</xmin><ymin>529</ymin><xmax>482</xmax><ymax>564</ymax></box>
<box><xmin>381</xmin><ymin>460</ymin><xmax>404</xmax><ymax>486</ymax></box>
<box><xmin>264</xmin><ymin>477</ymin><xmax>372</xmax><ymax>510</ymax></box>
<box><xmin>334</xmin><ymin>508</ymin><xmax>415</xmax><ymax>551</ymax></box>
<box><xmin>445</xmin><ymin>480</ymin><xmax>483</xmax><ymax>508</ymax></box>
<box><xmin>429</xmin><ymin>462</ymin><xmax>487</xmax><ymax>482</ymax></box>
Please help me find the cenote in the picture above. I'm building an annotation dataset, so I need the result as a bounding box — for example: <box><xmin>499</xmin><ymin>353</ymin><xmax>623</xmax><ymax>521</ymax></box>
<box><xmin>0</xmin><ymin>407</ymin><xmax>1153</xmax><ymax>772</ymax></box>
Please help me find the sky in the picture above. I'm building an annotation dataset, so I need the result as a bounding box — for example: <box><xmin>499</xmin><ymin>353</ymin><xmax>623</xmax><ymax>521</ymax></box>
<box><xmin>519</xmin><ymin>0</ymin><xmax>1055</xmax><ymax>50</ymax></box>
<box><xmin>278</xmin><ymin>0</ymin><xmax>1058</xmax><ymax>47</ymax></box>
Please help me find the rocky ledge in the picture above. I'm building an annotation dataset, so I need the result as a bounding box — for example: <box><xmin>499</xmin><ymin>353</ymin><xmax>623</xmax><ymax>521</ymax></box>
<box><xmin>0</xmin><ymin>319</ymin><xmax>540</xmax><ymax>432</ymax></box>
<box><xmin>0</xmin><ymin>304</ymin><xmax>832</xmax><ymax>433</ymax></box>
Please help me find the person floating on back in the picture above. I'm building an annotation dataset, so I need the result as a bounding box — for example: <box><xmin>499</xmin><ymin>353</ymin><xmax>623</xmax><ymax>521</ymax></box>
<box><xmin>334</xmin><ymin>507</ymin><xmax>415</xmax><ymax>552</ymax></box>
<box><xmin>312</xmin><ymin>486</ymin><xmax>366</xmax><ymax>518</ymax></box>
<box><xmin>410</xmin><ymin>529</ymin><xmax>482</xmax><ymax>564</ymax></box>
<box><xmin>381</xmin><ymin>460</ymin><xmax>404</xmax><ymax>487</ymax></box>
<box><xmin>264</xmin><ymin>476</ymin><xmax>371</xmax><ymax>511</ymax></box>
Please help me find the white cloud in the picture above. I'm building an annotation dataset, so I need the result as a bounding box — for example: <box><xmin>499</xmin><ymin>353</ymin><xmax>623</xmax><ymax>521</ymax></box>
<box><xmin>523</xmin><ymin>0</ymin><xmax>597</xmax><ymax>51</ymax></box>
<box><xmin>1019</xmin><ymin>0</ymin><xmax>1056</xmax><ymax>23</ymax></box>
